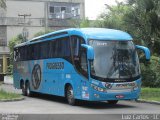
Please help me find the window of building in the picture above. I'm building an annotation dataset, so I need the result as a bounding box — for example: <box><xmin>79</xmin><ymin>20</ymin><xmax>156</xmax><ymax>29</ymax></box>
<box><xmin>61</xmin><ymin>7</ymin><xmax>66</xmax><ymax>13</ymax></box>
<box><xmin>54</xmin><ymin>6</ymin><xmax>61</xmax><ymax>13</ymax></box>
<box><xmin>50</xmin><ymin>6</ymin><xmax>54</xmax><ymax>13</ymax></box>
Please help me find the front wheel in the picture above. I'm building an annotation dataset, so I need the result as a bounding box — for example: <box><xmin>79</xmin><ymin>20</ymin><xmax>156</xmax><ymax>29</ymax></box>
<box><xmin>66</xmin><ymin>85</ymin><xmax>76</xmax><ymax>105</ymax></box>
<box><xmin>108</xmin><ymin>100</ymin><xmax>118</xmax><ymax>104</ymax></box>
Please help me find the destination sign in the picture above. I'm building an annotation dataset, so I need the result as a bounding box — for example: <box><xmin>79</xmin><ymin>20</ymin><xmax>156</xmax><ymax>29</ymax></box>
<box><xmin>47</xmin><ymin>62</ymin><xmax>64</xmax><ymax>69</ymax></box>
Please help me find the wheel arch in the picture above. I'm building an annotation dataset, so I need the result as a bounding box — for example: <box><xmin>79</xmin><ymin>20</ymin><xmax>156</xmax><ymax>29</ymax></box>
<box><xmin>25</xmin><ymin>79</ymin><xmax>30</xmax><ymax>85</ymax></box>
<box><xmin>64</xmin><ymin>83</ymin><xmax>72</xmax><ymax>97</ymax></box>
<box><xmin>20</xmin><ymin>79</ymin><xmax>24</xmax><ymax>89</ymax></box>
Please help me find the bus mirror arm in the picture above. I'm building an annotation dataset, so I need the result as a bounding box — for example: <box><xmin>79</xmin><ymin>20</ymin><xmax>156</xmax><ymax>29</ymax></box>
<box><xmin>81</xmin><ymin>44</ymin><xmax>94</xmax><ymax>60</ymax></box>
<box><xmin>136</xmin><ymin>45</ymin><xmax>151</xmax><ymax>61</ymax></box>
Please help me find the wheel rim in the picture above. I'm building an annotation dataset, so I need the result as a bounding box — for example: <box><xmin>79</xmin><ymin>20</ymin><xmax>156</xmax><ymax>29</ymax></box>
<box><xmin>22</xmin><ymin>83</ymin><xmax>26</xmax><ymax>95</ymax></box>
<box><xmin>27</xmin><ymin>86</ymin><xmax>30</xmax><ymax>95</ymax></box>
<box><xmin>26</xmin><ymin>83</ymin><xmax>30</xmax><ymax>96</ymax></box>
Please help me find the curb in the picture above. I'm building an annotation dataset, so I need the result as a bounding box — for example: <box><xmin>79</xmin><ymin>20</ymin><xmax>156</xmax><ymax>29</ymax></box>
<box><xmin>135</xmin><ymin>99</ymin><xmax>160</xmax><ymax>105</ymax></box>
<box><xmin>0</xmin><ymin>96</ymin><xmax>25</xmax><ymax>102</ymax></box>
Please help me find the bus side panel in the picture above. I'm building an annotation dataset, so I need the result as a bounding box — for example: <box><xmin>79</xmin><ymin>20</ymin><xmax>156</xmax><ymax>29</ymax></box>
<box><xmin>13</xmin><ymin>61</ymin><xmax>31</xmax><ymax>89</ymax></box>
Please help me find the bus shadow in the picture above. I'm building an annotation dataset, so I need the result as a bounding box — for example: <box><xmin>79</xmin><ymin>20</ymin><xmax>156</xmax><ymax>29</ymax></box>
<box><xmin>30</xmin><ymin>93</ymin><xmax>136</xmax><ymax>109</ymax></box>
<box><xmin>77</xmin><ymin>101</ymin><xmax>136</xmax><ymax>109</ymax></box>
<box><xmin>30</xmin><ymin>92</ymin><xmax>67</xmax><ymax>104</ymax></box>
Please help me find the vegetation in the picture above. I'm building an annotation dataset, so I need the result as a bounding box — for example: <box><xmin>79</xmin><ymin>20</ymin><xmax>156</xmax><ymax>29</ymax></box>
<box><xmin>141</xmin><ymin>56</ymin><xmax>160</xmax><ymax>87</ymax></box>
<box><xmin>140</xmin><ymin>87</ymin><xmax>160</xmax><ymax>101</ymax></box>
<box><xmin>79</xmin><ymin>18</ymin><xmax>90</xmax><ymax>28</ymax></box>
<box><xmin>0</xmin><ymin>0</ymin><xmax>6</xmax><ymax>9</ymax></box>
<box><xmin>7</xmin><ymin>34</ymin><xmax>23</xmax><ymax>74</ymax></box>
<box><xmin>34</xmin><ymin>29</ymin><xmax>53</xmax><ymax>37</ymax></box>
<box><xmin>0</xmin><ymin>89</ymin><xmax>22</xmax><ymax>100</ymax></box>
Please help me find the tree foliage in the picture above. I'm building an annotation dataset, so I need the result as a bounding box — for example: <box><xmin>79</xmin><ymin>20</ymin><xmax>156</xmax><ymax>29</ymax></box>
<box><xmin>7</xmin><ymin>34</ymin><xmax>23</xmax><ymax>74</ymax></box>
<box><xmin>9</xmin><ymin>34</ymin><xmax>23</xmax><ymax>63</ymax></box>
<box><xmin>97</xmin><ymin>0</ymin><xmax>160</xmax><ymax>54</ymax></box>
<box><xmin>34</xmin><ymin>29</ymin><xmax>53</xmax><ymax>37</ymax></box>
<box><xmin>0</xmin><ymin>0</ymin><xmax>6</xmax><ymax>9</ymax></box>
<box><xmin>79</xmin><ymin>18</ymin><xmax>90</xmax><ymax>28</ymax></box>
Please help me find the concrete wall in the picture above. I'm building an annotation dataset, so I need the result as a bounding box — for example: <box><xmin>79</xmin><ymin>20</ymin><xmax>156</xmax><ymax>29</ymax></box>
<box><xmin>6</xmin><ymin>1</ymin><xmax>45</xmax><ymax>18</ymax></box>
<box><xmin>6</xmin><ymin>0</ymin><xmax>85</xmax><ymax>19</ymax></box>
<box><xmin>7</xmin><ymin>26</ymin><xmax>45</xmax><ymax>41</ymax></box>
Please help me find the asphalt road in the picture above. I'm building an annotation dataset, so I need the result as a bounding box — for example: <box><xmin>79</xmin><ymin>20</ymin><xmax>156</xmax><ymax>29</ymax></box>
<box><xmin>0</xmin><ymin>84</ymin><xmax>160</xmax><ymax>114</ymax></box>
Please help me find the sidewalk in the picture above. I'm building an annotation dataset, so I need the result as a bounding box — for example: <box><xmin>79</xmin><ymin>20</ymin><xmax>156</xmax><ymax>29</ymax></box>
<box><xmin>4</xmin><ymin>76</ymin><xmax>13</xmax><ymax>84</ymax></box>
<box><xmin>0</xmin><ymin>83</ymin><xmax>21</xmax><ymax>94</ymax></box>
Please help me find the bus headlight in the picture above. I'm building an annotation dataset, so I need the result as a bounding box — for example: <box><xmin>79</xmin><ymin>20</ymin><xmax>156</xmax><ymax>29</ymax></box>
<box><xmin>133</xmin><ymin>82</ymin><xmax>140</xmax><ymax>91</ymax></box>
<box><xmin>91</xmin><ymin>84</ymin><xmax>106</xmax><ymax>92</ymax></box>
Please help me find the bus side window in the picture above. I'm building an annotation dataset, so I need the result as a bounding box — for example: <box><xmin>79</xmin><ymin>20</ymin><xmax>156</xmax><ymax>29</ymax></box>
<box><xmin>40</xmin><ymin>42</ymin><xmax>49</xmax><ymax>59</ymax></box>
<box><xmin>14</xmin><ymin>48</ymin><xmax>19</xmax><ymax>61</ymax></box>
<box><xmin>71</xmin><ymin>36</ymin><xmax>88</xmax><ymax>78</ymax></box>
<box><xmin>49</xmin><ymin>37</ymin><xmax>71</xmax><ymax>61</ymax></box>
<box><xmin>80</xmin><ymin>48</ymin><xmax>88</xmax><ymax>75</ymax></box>
<box><xmin>28</xmin><ymin>45</ymin><xmax>34</xmax><ymax>60</ymax></box>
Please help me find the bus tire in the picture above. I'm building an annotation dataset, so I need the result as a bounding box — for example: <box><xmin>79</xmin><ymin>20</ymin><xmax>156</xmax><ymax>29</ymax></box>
<box><xmin>66</xmin><ymin>85</ymin><xmax>76</xmax><ymax>105</ymax></box>
<box><xmin>21</xmin><ymin>81</ymin><xmax>26</xmax><ymax>96</ymax></box>
<box><xmin>25</xmin><ymin>81</ymin><xmax>32</xmax><ymax>97</ymax></box>
<box><xmin>107</xmin><ymin>100</ymin><xmax>118</xmax><ymax>104</ymax></box>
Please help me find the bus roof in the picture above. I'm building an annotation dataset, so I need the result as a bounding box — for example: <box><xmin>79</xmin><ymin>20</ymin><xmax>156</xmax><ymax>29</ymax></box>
<box><xmin>78</xmin><ymin>28</ymin><xmax>133</xmax><ymax>41</ymax></box>
<box><xmin>15</xmin><ymin>28</ymin><xmax>133</xmax><ymax>48</ymax></box>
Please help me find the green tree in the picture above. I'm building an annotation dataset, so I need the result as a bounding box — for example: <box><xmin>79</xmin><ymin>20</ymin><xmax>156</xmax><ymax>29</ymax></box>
<box><xmin>79</xmin><ymin>18</ymin><xmax>90</xmax><ymax>28</ymax></box>
<box><xmin>0</xmin><ymin>0</ymin><xmax>6</xmax><ymax>9</ymax></box>
<box><xmin>123</xmin><ymin>0</ymin><xmax>160</xmax><ymax>53</ymax></box>
<box><xmin>97</xmin><ymin>1</ymin><xmax>130</xmax><ymax>30</ymax></box>
<box><xmin>34</xmin><ymin>29</ymin><xmax>53</xmax><ymax>37</ymax></box>
<box><xmin>97</xmin><ymin>0</ymin><xmax>160</xmax><ymax>54</ymax></box>
<box><xmin>8</xmin><ymin>34</ymin><xmax>23</xmax><ymax>74</ymax></box>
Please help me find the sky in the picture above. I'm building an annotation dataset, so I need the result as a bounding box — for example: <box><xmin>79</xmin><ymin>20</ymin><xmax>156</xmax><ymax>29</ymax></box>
<box><xmin>85</xmin><ymin>0</ymin><xmax>125</xmax><ymax>20</ymax></box>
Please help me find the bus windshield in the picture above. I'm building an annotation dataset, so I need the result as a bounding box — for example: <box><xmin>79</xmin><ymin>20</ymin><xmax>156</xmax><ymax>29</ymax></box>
<box><xmin>89</xmin><ymin>40</ymin><xmax>140</xmax><ymax>82</ymax></box>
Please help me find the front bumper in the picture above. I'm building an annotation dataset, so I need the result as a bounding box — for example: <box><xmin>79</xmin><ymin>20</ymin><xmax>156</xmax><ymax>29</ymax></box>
<box><xmin>89</xmin><ymin>88</ymin><xmax>140</xmax><ymax>101</ymax></box>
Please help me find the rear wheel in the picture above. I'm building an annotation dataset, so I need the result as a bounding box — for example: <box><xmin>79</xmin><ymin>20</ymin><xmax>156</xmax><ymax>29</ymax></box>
<box><xmin>108</xmin><ymin>100</ymin><xmax>118</xmax><ymax>104</ymax></box>
<box><xmin>25</xmin><ymin>82</ymin><xmax>32</xmax><ymax>97</ymax></box>
<box><xmin>66</xmin><ymin>85</ymin><xmax>76</xmax><ymax>105</ymax></box>
<box><xmin>21</xmin><ymin>81</ymin><xmax>26</xmax><ymax>96</ymax></box>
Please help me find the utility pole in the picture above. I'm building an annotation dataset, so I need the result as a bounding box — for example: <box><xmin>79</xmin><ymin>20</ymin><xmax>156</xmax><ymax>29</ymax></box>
<box><xmin>18</xmin><ymin>14</ymin><xmax>31</xmax><ymax>42</ymax></box>
<box><xmin>44</xmin><ymin>2</ymin><xmax>48</xmax><ymax>33</ymax></box>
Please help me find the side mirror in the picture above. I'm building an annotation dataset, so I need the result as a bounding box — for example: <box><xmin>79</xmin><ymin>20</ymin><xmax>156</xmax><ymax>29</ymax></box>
<box><xmin>81</xmin><ymin>44</ymin><xmax>94</xmax><ymax>60</ymax></box>
<box><xmin>136</xmin><ymin>45</ymin><xmax>150</xmax><ymax>61</ymax></box>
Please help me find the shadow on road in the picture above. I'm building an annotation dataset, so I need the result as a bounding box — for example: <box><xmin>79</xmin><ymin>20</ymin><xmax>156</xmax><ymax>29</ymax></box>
<box><xmin>28</xmin><ymin>93</ymin><xmax>136</xmax><ymax>109</ymax></box>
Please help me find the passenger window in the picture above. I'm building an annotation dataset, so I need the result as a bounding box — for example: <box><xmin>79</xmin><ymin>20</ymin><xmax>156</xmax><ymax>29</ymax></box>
<box><xmin>71</xmin><ymin>36</ymin><xmax>88</xmax><ymax>78</ymax></box>
<box><xmin>80</xmin><ymin>48</ymin><xmax>88</xmax><ymax>76</ymax></box>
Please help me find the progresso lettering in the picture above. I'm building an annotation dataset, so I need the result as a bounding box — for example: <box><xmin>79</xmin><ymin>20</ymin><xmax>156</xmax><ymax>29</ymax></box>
<box><xmin>47</xmin><ymin>62</ymin><xmax>64</xmax><ymax>69</ymax></box>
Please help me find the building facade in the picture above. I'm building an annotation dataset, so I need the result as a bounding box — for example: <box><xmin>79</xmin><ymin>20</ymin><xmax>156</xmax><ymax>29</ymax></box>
<box><xmin>0</xmin><ymin>0</ymin><xmax>85</xmax><ymax>75</ymax></box>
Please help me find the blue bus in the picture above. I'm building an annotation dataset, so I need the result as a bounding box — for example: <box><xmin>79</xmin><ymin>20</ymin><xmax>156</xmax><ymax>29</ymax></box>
<box><xmin>13</xmin><ymin>28</ymin><xmax>150</xmax><ymax>105</ymax></box>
